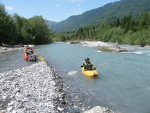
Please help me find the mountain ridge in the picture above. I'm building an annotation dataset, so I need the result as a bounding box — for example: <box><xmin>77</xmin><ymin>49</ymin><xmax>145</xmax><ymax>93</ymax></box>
<box><xmin>49</xmin><ymin>0</ymin><xmax>150</xmax><ymax>33</ymax></box>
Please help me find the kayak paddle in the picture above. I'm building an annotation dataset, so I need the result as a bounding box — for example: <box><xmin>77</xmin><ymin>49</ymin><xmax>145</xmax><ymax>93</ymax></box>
<box><xmin>39</xmin><ymin>56</ymin><xmax>44</xmax><ymax>61</ymax></box>
<box><xmin>95</xmin><ymin>63</ymin><xmax>107</xmax><ymax>67</ymax></box>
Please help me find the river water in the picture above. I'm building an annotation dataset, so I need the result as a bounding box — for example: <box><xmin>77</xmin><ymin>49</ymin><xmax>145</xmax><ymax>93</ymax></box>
<box><xmin>0</xmin><ymin>42</ymin><xmax>150</xmax><ymax>113</ymax></box>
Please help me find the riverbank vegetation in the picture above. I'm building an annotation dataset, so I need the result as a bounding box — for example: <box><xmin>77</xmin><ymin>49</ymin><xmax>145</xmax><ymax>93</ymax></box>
<box><xmin>0</xmin><ymin>4</ymin><xmax>53</xmax><ymax>46</ymax></box>
<box><xmin>56</xmin><ymin>13</ymin><xmax>150</xmax><ymax>47</ymax></box>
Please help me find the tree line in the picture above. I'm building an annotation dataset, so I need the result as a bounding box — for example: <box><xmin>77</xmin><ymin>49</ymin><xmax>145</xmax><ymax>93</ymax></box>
<box><xmin>56</xmin><ymin>12</ymin><xmax>150</xmax><ymax>47</ymax></box>
<box><xmin>1</xmin><ymin>2</ymin><xmax>150</xmax><ymax>47</ymax></box>
<box><xmin>0</xmin><ymin>3</ymin><xmax>53</xmax><ymax>46</ymax></box>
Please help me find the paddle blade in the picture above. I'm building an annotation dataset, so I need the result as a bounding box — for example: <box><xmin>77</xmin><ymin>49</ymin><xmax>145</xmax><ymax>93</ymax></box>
<box><xmin>39</xmin><ymin>56</ymin><xmax>44</xmax><ymax>61</ymax></box>
<box><xmin>68</xmin><ymin>71</ymin><xmax>78</xmax><ymax>75</ymax></box>
<box><xmin>96</xmin><ymin>63</ymin><xmax>107</xmax><ymax>67</ymax></box>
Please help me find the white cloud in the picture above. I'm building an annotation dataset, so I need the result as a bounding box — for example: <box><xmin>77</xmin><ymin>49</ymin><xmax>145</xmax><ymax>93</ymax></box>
<box><xmin>77</xmin><ymin>3</ymin><xmax>81</xmax><ymax>6</ymax></box>
<box><xmin>56</xmin><ymin>4</ymin><xmax>60</xmax><ymax>7</ymax></box>
<box><xmin>5</xmin><ymin>6</ymin><xmax>14</xmax><ymax>10</ymax></box>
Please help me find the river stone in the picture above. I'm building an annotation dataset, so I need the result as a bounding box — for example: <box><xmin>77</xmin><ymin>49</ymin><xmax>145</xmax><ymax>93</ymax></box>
<box><xmin>2</xmin><ymin>96</ymin><xmax>6</xmax><ymax>100</ymax></box>
<box><xmin>7</xmin><ymin>106</ymin><xmax>13</xmax><ymax>111</ymax></box>
<box><xmin>8</xmin><ymin>101</ymin><xmax>15</xmax><ymax>106</ymax></box>
<box><xmin>83</xmin><ymin>106</ymin><xmax>114</xmax><ymax>113</ymax></box>
<box><xmin>12</xmin><ymin>110</ymin><xmax>17</xmax><ymax>113</ymax></box>
<box><xmin>16</xmin><ymin>109</ymin><xmax>25</xmax><ymax>113</ymax></box>
<box><xmin>97</xmin><ymin>45</ymin><xmax>128</xmax><ymax>53</ymax></box>
<box><xmin>0</xmin><ymin>103</ymin><xmax>3</xmax><ymax>107</ymax></box>
<box><xmin>57</xmin><ymin>106</ymin><xmax>64</xmax><ymax>111</ymax></box>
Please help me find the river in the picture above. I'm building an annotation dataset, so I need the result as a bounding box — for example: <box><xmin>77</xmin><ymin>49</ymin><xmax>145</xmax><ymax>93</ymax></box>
<box><xmin>0</xmin><ymin>42</ymin><xmax>150</xmax><ymax>113</ymax></box>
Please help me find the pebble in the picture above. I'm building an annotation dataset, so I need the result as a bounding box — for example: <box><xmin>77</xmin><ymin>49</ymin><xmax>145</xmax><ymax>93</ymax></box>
<box><xmin>0</xmin><ymin>62</ymin><xmax>66</xmax><ymax>112</ymax></box>
<box><xmin>16</xmin><ymin>109</ymin><xmax>24</xmax><ymax>113</ymax></box>
<box><xmin>0</xmin><ymin>103</ymin><xmax>3</xmax><ymax>107</ymax></box>
<box><xmin>8</xmin><ymin>101</ymin><xmax>14</xmax><ymax>106</ymax></box>
<box><xmin>83</xmin><ymin>106</ymin><xmax>114</xmax><ymax>113</ymax></box>
<box><xmin>2</xmin><ymin>96</ymin><xmax>6</xmax><ymax>100</ymax></box>
<box><xmin>7</xmin><ymin>106</ymin><xmax>12</xmax><ymax>111</ymax></box>
<box><xmin>57</xmin><ymin>106</ymin><xmax>64</xmax><ymax>111</ymax></box>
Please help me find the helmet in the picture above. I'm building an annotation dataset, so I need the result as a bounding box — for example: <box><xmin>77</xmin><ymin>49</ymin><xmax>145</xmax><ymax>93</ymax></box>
<box><xmin>85</xmin><ymin>57</ymin><xmax>90</xmax><ymax>61</ymax></box>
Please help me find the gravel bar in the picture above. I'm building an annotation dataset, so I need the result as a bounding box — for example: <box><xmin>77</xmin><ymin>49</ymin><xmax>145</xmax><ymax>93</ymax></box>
<box><xmin>0</xmin><ymin>61</ymin><xmax>67</xmax><ymax>113</ymax></box>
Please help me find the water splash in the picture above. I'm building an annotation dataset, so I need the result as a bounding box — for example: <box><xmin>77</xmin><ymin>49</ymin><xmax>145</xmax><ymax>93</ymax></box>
<box><xmin>68</xmin><ymin>71</ymin><xmax>78</xmax><ymax>75</ymax></box>
<box><xmin>133</xmin><ymin>51</ymin><xmax>143</xmax><ymax>54</ymax></box>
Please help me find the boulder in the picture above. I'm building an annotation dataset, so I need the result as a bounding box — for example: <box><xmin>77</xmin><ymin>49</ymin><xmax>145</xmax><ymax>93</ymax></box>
<box><xmin>70</xmin><ymin>41</ymin><xmax>79</xmax><ymax>44</ymax></box>
<box><xmin>97</xmin><ymin>45</ymin><xmax>127</xmax><ymax>53</ymax></box>
<box><xmin>84</xmin><ymin>106</ymin><xmax>114</xmax><ymax>113</ymax></box>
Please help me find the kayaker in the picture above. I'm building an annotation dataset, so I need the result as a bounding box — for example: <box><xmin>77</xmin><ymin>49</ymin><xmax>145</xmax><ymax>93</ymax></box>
<box><xmin>24</xmin><ymin>46</ymin><xmax>35</xmax><ymax>55</ymax></box>
<box><xmin>81</xmin><ymin>58</ymin><xmax>96</xmax><ymax>70</ymax></box>
<box><xmin>24</xmin><ymin>46</ymin><xmax>30</xmax><ymax>56</ymax></box>
<box><xmin>28</xmin><ymin>47</ymin><xmax>34</xmax><ymax>54</ymax></box>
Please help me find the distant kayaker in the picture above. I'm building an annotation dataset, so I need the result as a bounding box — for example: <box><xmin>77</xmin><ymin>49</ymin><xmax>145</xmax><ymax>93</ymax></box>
<box><xmin>24</xmin><ymin>46</ymin><xmax>35</xmax><ymax>56</ymax></box>
<box><xmin>81</xmin><ymin>58</ymin><xmax>96</xmax><ymax>70</ymax></box>
<box><xmin>24</xmin><ymin>46</ymin><xmax>29</xmax><ymax>56</ymax></box>
<box><xmin>28</xmin><ymin>47</ymin><xmax>34</xmax><ymax>54</ymax></box>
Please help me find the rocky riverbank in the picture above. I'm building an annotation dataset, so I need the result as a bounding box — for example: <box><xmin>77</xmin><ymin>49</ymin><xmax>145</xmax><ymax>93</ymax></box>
<box><xmin>80</xmin><ymin>41</ymin><xmax>128</xmax><ymax>53</ymax></box>
<box><xmin>0</xmin><ymin>46</ymin><xmax>24</xmax><ymax>54</ymax></box>
<box><xmin>0</xmin><ymin>61</ymin><xmax>68</xmax><ymax>113</ymax></box>
<box><xmin>97</xmin><ymin>45</ymin><xmax>127</xmax><ymax>52</ymax></box>
<box><xmin>0</xmin><ymin>45</ymin><xmax>35</xmax><ymax>54</ymax></box>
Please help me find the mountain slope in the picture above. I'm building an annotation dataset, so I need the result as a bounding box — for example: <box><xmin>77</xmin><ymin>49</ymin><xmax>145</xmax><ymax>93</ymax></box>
<box><xmin>51</xmin><ymin>0</ymin><xmax>150</xmax><ymax>33</ymax></box>
<box><xmin>46</xmin><ymin>20</ymin><xmax>58</xmax><ymax>29</ymax></box>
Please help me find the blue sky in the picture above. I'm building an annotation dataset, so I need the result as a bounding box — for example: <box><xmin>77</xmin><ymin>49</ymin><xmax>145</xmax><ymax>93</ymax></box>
<box><xmin>1</xmin><ymin>0</ymin><xmax>120</xmax><ymax>22</ymax></box>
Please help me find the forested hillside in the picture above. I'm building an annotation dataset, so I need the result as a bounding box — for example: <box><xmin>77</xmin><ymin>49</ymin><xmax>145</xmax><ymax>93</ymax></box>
<box><xmin>1</xmin><ymin>0</ymin><xmax>150</xmax><ymax>47</ymax></box>
<box><xmin>46</xmin><ymin>20</ymin><xmax>57</xmax><ymax>29</ymax></box>
<box><xmin>55</xmin><ymin>13</ymin><xmax>150</xmax><ymax>46</ymax></box>
<box><xmin>51</xmin><ymin>0</ymin><xmax>150</xmax><ymax>33</ymax></box>
<box><xmin>0</xmin><ymin>4</ymin><xmax>53</xmax><ymax>46</ymax></box>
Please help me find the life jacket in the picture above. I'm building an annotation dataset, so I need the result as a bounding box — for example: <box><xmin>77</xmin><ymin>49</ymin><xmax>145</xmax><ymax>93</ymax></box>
<box><xmin>83</xmin><ymin>62</ymin><xmax>93</xmax><ymax>70</ymax></box>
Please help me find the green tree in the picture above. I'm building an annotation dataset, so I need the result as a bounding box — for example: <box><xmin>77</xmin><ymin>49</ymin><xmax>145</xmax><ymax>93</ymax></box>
<box><xmin>28</xmin><ymin>16</ymin><xmax>52</xmax><ymax>44</ymax></box>
<box><xmin>12</xmin><ymin>14</ymin><xmax>29</xmax><ymax>44</ymax></box>
<box><xmin>138</xmin><ymin>12</ymin><xmax>150</xmax><ymax>30</ymax></box>
<box><xmin>0</xmin><ymin>4</ymin><xmax>6</xmax><ymax>45</ymax></box>
<box><xmin>0</xmin><ymin>4</ymin><xmax>16</xmax><ymax>45</ymax></box>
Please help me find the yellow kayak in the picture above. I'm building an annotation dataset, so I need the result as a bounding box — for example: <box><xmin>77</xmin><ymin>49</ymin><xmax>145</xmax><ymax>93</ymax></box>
<box><xmin>81</xmin><ymin>67</ymin><xmax>98</xmax><ymax>77</ymax></box>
